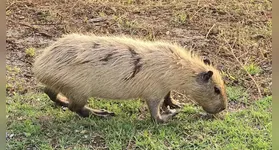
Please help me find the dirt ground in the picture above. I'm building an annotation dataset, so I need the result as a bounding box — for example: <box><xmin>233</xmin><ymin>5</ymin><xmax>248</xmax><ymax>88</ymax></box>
<box><xmin>6</xmin><ymin>0</ymin><xmax>272</xmax><ymax>110</ymax></box>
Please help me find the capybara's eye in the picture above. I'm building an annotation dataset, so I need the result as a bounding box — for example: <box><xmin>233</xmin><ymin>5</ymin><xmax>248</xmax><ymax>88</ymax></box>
<box><xmin>214</xmin><ymin>86</ymin><xmax>220</xmax><ymax>94</ymax></box>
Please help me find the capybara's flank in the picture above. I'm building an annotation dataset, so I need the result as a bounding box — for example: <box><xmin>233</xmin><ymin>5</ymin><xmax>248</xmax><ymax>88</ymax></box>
<box><xmin>33</xmin><ymin>33</ymin><xmax>228</xmax><ymax>123</ymax></box>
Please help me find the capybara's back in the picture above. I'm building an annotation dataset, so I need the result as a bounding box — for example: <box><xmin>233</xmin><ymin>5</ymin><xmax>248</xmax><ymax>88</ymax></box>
<box><xmin>34</xmin><ymin>34</ymin><xmax>177</xmax><ymax>100</ymax></box>
<box><xmin>33</xmin><ymin>33</ymin><xmax>227</xmax><ymax>123</ymax></box>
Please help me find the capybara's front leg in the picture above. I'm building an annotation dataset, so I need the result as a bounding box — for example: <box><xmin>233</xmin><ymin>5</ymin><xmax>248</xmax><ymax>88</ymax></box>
<box><xmin>146</xmin><ymin>98</ymin><xmax>179</xmax><ymax>123</ymax></box>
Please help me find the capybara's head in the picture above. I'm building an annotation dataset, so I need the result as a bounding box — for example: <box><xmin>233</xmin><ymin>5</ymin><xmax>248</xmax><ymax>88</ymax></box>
<box><xmin>190</xmin><ymin>68</ymin><xmax>228</xmax><ymax>114</ymax></box>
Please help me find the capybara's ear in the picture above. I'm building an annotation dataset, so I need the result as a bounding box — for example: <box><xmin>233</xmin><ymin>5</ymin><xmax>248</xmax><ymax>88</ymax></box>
<box><xmin>196</xmin><ymin>70</ymin><xmax>213</xmax><ymax>84</ymax></box>
<box><xmin>203</xmin><ymin>71</ymin><xmax>213</xmax><ymax>82</ymax></box>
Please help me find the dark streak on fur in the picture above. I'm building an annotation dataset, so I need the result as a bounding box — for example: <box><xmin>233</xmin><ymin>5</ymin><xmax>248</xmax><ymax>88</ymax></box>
<box><xmin>93</xmin><ymin>43</ymin><xmax>100</xmax><ymax>48</ymax></box>
<box><xmin>168</xmin><ymin>47</ymin><xmax>174</xmax><ymax>54</ymax></box>
<box><xmin>100</xmin><ymin>53</ymin><xmax>114</xmax><ymax>62</ymax></box>
<box><xmin>128</xmin><ymin>47</ymin><xmax>137</xmax><ymax>55</ymax></box>
<box><xmin>124</xmin><ymin>47</ymin><xmax>143</xmax><ymax>80</ymax></box>
<box><xmin>80</xmin><ymin>60</ymin><xmax>91</xmax><ymax>64</ymax></box>
<box><xmin>131</xmin><ymin>57</ymin><xmax>142</xmax><ymax>78</ymax></box>
<box><xmin>99</xmin><ymin>51</ymin><xmax>118</xmax><ymax>63</ymax></box>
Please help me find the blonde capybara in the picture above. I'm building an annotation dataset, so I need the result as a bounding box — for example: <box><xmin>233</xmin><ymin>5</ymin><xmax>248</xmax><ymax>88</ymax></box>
<box><xmin>33</xmin><ymin>33</ymin><xmax>228</xmax><ymax>123</ymax></box>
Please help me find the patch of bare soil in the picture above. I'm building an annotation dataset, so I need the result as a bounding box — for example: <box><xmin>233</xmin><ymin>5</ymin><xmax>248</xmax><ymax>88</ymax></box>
<box><xmin>6</xmin><ymin>0</ymin><xmax>272</xmax><ymax>109</ymax></box>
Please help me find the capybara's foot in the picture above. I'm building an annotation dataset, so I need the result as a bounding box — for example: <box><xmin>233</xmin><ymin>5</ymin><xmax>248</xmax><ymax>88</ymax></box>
<box><xmin>77</xmin><ymin>106</ymin><xmax>115</xmax><ymax>118</ymax></box>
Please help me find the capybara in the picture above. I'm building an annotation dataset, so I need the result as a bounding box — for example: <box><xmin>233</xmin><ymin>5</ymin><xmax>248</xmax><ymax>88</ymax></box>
<box><xmin>33</xmin><ymin>33</ymin><xmax>228</xmax><ymax>123</ymax></box>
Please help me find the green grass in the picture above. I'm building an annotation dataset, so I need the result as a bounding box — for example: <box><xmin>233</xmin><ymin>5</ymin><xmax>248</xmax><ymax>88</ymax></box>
<box><xmin>244</xmin><ymin>63</ymin><xmax>262</xmax><ymax>75</ymax></box>
<box><xmin>6</xmin><ymin>92</ymin><xmax>272</xmax><ymax>149</ymax></box>
<box><xmin>226</xmin><ymin>86</ymin><xmax>249</xmax><ymax>104</ymax></box>
<box><xmin>6</xmin><ymin>65</ymin><xmax>20</xmax><ymax>73</ymax></box>
<box><xmin>6</xmin><ymin>65</ymin><xmax>27</xmax><ymax>95</ymax></box>
<box><xmin>173</xmin><ymin>12</ymin><xmax>188</xmax><ymax>25</ymax></box>
<box><xmin>25</xmin><ymin>47</ymin><xmax>36</xmax><ymax>57</ymax></box>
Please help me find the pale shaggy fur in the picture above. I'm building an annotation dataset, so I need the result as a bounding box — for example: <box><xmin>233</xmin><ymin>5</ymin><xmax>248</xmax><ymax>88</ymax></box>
<box><xmin>33</xmin><ymin>33</ymin><xmax>228</xmax><ymax>122</ymax></box>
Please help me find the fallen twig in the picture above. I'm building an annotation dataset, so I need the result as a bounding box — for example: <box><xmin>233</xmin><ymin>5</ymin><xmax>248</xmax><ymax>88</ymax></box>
<box><xmin>6</xmin><ymin>2</ymin><xmax>16</xmax><ymax>11</ymax></box>
<box><xmin>19</xmin><ymin>22</ymin><xmax>52</xmax><ymax>38</ymax></box>
<box><xmin>205</xmin><ymin>24</ymin><xmax>216</xmax><ymax>39</ymax></box>
<box><xmin>225</xmin><ymin>38</ymin><xmax>262</xmax><ymax>99</ymax></box>
<box><xmin>190</xmin><ymin>5</ymin><xmax>206</xmax><ymax>20</ymax></box>
<box><xmin>31</xmin><ymin>23</ymin><xmax>62</xmax><ymax>26</ymax></box>
<box><xmin>8</xmin><ymin>19</ymin><xmax>52</xmax><ymax>38</ymax></box>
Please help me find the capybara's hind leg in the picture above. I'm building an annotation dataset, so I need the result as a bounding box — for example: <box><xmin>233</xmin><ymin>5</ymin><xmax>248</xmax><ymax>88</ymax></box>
<box><xmin>43</xmin><ymin>87</ymin><xmax>69</xmax><ymax>107</ymax></box>
<box><xmin>68</xmin><ymin>101</ymin><xmax>89</xmax><ymax>117</ymax></box>
<box><xmin>67</xmin><ymin>99</ymin><xmax>115</xmax><ymax>118</ymax></box>
<box><xmin>84</xmin><ymin>106</ymin><xmax>115</xmax><ymax>117</ymax></box>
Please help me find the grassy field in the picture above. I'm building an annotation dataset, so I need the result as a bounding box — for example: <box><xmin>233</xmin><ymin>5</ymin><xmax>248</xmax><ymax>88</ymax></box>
<box><xmin>6</xmin><ymin>0</ymin><xmax>272</xmax><ymax>149</ymax></box>
<box><xmin>6</xmin><ymin>92</ymin><xmax>272</xmax><ymax>149</ymax></box>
